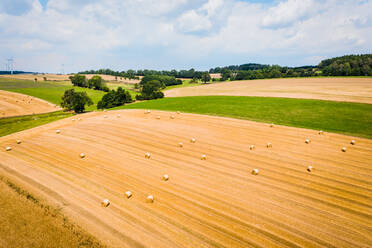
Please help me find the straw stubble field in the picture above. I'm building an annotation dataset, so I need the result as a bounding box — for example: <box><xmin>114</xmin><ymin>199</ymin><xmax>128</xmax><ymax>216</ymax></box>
<box><xmin>0</xmin><ymin>90</ymin><xmax>60</xmax><ymax>118</ymax></box>
<box><xmin>165</xmin><ymin>77</ymin><xmax>372</xmax><ymax>104</ymax></box>
<box><xmin>0</xmin><ymin>109</ymin><xmax>371</xmax><ymax>247</ymax></box>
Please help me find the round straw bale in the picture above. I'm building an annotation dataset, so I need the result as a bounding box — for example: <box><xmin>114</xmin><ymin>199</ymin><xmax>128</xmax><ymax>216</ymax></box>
<box><xmin>201</xmin><ymin>154</ymin><xmax>207</xmax><ymax>160</ymax></box>
<box><xmin>266</xmin><ymin>142</ymin><xmax>272</xmax><ymax>148</ymax></box>
<box><xmin>350</xmin><ymin>140</ymin><xmax>355</xmax><ymax>145</ymax></box>
<box><xmin>144</xmin><ymin>110</ymin><xmax>151</xmax><ymax>114</ymax></box>
<box><xmin>104</xmin><ymin>115</ymin><xmax>108</xmax><ymax>118</ymax></box>
<box><xmin>156</xmin><ymin>115</ymin><xmax>160</xmax><ymax>119</ymax></box>
<box><xmin>117</xmin><ymin>114</ymin><xmax>121</xmax><ymax>118</ymax></box>
<box><xmin>16</xmin><ymin>140</ymin><xmax>22</xmax><ymax>144</ymax></box>
<box><xmin>307</xmin><ymin>166</ymin><xmax>313</xmax><ymax>172</ymax></box>
<box><xmin>146</xmin><ymin>195</ymin><xmax>154</xmax><ymax>203</ymax></box>
<box><xmin>249</xmin><ymin>145</ymin><xmax>255</xmax><ymax>150</ymax></box>
<box><xmin>56</xmin><ymin>129</ymin><xmax>61</xmax><ymax>134</ymax></box>
<box><xmin>177</xmin><ymin>111</ymin><xmax>181</xmax><ymax>114</ymax></box>
<box><xmin>72</xmin><ymin>118</ymin><xmax>75</xmax><ymax>121</ymax></box>
<box><xmin>5</xmin><ymin>146</ymin><xmax>12</xmax><ymax>151</ymax></box>
<box><xmin>178</xmin><ymin>142</ymin><xmax>183</xmax><ymax>148</ymax></box>
<box><xmin>270</xmin><ymin>123</ymin><xmax>274</xmax><ymax>127</ymax></box>
<box><xmin>101</xmin><ymin>199</ymin><xmax>110</xmax><ymax>207</ymax></box>
<box><xmin>170</xmin><ymin>115</ymin><xmax>175</xmax><ymax>119</ymax></box>
<box><xmin>305</xmin><ymin>139</ymin><xmax>310</xmax><ymax>144</ymax></box>
<box><xmin>162</xmin><ymin>174</ymin><xmax>169</xmax><ymax>181</ymax></box>
<box><xmin>125</xmin><ymin>191</ymin><xmax>132</xmax><ymax>199</ymax></box>
<box><xmin>318</xmin><ymin>130</ymin><xmax>324</xmax><ymax>135</ymax></box>
<box><xmin>190</xmin><ymin>138</ymin><xmax>196</xmax><ymax>143</ymax></box>
<box><xmin>252</xmin><ymin>168</ymin><xmax>259</xmax><ymax>175</ymax></box>
<box><xmin>80</xmin><ymin>153</ymin><xmax>85</xmax><ymax>158</ymax></box>
<box><xmin>342</xmin><ymin>147</ymin><xmax>347</xmax><ymax>152</ymax></box>
<box><xmin>78</xmin><ymin>118</ymin><xmax>81</xmax><ymax>121</ymax></box>
<box><xmin>145</xmin><ymin>152</ymin><xmax>151</xmax><ymax>159</ymax></box>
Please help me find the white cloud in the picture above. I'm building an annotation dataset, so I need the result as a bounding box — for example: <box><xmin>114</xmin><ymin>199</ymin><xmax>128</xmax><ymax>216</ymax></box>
<box><xmin>0</xmin><ymin>0</ymin><xmax>371</xmax><ymax>72</ymax></box>
<box><xmin>177</xmin><ymin>10</ymin><xmax>212</xmax><ymax>32</ymax></box>
<box><xmin>262</xmin><ymin>0</ymin><xmax>317</xmax><ymax>28</ymax></box>
<box><xmin>176</xmin><ymin>0</ymin><xmax>225</xmax><ymax>33</ymax></box>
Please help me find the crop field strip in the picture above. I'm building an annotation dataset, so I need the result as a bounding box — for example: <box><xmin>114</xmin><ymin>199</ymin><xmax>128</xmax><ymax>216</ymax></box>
<box><xmin>0</xmin><ymin>90</ymin><xmax>60</xmax><ymax>118</ymax></box>
<box><xmin>0</xmin><ymin>110</ymin><xmax>371</xmax><ymax>247</ymax></box>
<box><xmin>164</xmin><ymin>77</ymin><xmax>372</xmax><ymax>104</ymax></box>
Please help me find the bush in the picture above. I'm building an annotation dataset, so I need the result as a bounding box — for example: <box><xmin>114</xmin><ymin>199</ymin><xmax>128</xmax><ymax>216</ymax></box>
<box><xmin>136</xmin><ymin>80</ymin><xmax>164</xmax><ymax>100</ymax></box>
<box><xmin>69</xmin><ymin>74</ymin><xmax>88</xmax><ymax>87</ymax></box>
<box><xmin>97</xmin><ymin>87</ymin><xmax>133</xmax><ymax>109</ymax></box>
<box><xmin>88</xmin><ymin>75</ymin><xmax>107</xmax><ymax>91</ymax></box>
<box><xmin>69</xmin><ymin>74</ymin><xmax>109</xmax><ymax>91</ymax></box>
<box><xmin>201</xmin><ymin>72</ymin><xmax>211</xmax><ymax>83</ymax></box>
<box><xmin>61</xmin><ymin>89</ymin><xmax>93</xmax><ymax>113</ymax></box>
<box><xmin>140</xmin><ymin>75</ymin><xmax>181</xmax><ymax>87</ymax></box>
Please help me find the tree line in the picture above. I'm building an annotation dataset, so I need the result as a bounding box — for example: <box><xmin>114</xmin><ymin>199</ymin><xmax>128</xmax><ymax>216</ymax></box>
<box><xmin>319</xmin><ymin>54</ymin><xmax>372</xmax><ymax>76</ymax></box>
<box><xmin>210</xmin><ymin>54</ymin><xmax>372</xmax><ymax>80</ymax></box>
<box><xmin>79</xmin><ymin>68</ymin><xmax>208</xmax><ymax>79</ymax></box>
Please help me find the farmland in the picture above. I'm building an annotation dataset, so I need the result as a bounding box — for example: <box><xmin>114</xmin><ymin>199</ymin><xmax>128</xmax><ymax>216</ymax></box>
<box><xmin>0</xmin><ymin>78</ymin><xmax>138</xmax><ymax>111</ymax></box>
<box><xmin>0</xmin><ymin>111</ymin><xmax>74</xmax><ymax>137</ymax></box>
<box><xmin>0</xmin><ymin>73</ymin><xmax>140</xmax><ymax>84</ymax></box>
<box><xmin>117</xmin><ymin>96</ymin><xmax>372</xmax><ymax>139</ymax></box>
<box><xmin>0</xmin><ymin>109</ymin><xmax>371</xmax><ymax>247</ymax></box>
<box><xmin>0</xmin><ymin>75</ymin><xmax>371</xmax><ymax>247</ymax></box>
<box><xmin>165</xmin><ymin>77</ymin><xmax>372</xmax><ymax>104</ymax></box>
<box><xmin>0</xmin><ymin>174</ymin><xmax>105</xmax><ymax>248</ymax></box>
<box><xmin>0</xmin><ymin>90</ymin><xmax>60</xmax><ymax>118</ymax></box>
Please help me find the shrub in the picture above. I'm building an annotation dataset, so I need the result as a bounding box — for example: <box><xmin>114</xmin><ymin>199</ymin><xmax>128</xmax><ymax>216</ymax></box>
<box><xmin>88</xmin><ymin>75</ymin><xmax>106</xmax><ymax>90</ymax></box>
<box><xmin>61</xmin><ymin>89</ymin><xmax>93</xmax><ymax>113</ymax></box>
<box><xmin>97</xmin><ymin>87</ymin><xmax>133</xmax><ymax>109</ymax></box>
<box><xmin>201</xmin><ymin>72</ymin><xmax>211</xmax><ymax>83</ymax></box>
<box><xmin>136</xmin><ymin>80</ymin><xmax>164</xmax><ymax>100</ymax></box>
<box><xmin>140</xmin><ymin>75</ymin><xmax>181</xmax><ymax>87</ymax></box>
<box><xmin>69</xmin><ymin>74</ymin><xmax>88</xmax><ymax>87</ymax></box>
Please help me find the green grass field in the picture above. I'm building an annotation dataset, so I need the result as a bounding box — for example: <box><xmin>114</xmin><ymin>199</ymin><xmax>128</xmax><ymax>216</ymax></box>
<box><xmin>0</xmin><ymin>78</ymin><xmax>138</xmax><ymax>110</ymax></box>
<box><xmin>0</xmin><ymin>78</ymin><xmax>105</xmax><ymax>111</ymax></box>
<box><xmin>0</xmin><ymin>111</ymin><xmax>74</xmax><ymax>137</ymax></box>
<box><xmin>165</xmin><ymin>79</ymin><xmax>202</xmax><ymax>90</ymax></box>
<box><xmin>116</xmin><ymin>96</ymin><xmax>372</xmax><ymax>139</ymax></box>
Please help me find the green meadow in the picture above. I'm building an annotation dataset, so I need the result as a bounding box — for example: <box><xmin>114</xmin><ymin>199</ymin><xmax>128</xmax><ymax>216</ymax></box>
<box><xmin>116</xmin><ymin>96</ymin><xmax>372</xmax><ymax>139</ymax></box>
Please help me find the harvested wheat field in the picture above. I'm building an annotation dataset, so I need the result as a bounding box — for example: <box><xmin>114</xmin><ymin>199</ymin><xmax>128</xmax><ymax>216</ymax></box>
<box><xmin>165</xmin><ymin>77</ymin><xmax>372</xmax><ymax>104</ymax></box>
<box><xmin>0</xmin><ymin>74</ymin><xmax>70</xmax><ymax>81</ymax></box>
<box><xmin>0</xmin><ymin>109</ymin><xmax>371</xmax><ymax>247</ymax></box>
<box><xmin>0</xmin><ymin>90</ymin><xmax>60</xmax><ymax>118</ymax></box>
<box><xmin>0</xmin><ymin>74</ymin><xmax>139</xmax><ymax>84</ymax></box>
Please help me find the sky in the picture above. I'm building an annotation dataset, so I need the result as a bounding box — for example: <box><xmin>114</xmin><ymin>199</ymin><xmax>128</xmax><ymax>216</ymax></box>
<box><xmin>0</xmin><ymin>0</ymin><xmax>371</xmax><ymax>73</ymax></box>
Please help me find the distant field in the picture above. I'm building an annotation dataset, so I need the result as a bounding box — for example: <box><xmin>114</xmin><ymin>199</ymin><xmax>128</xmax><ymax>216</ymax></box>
<box><xmin>165</xmin><ymin>77</ymin><xmax>372</xmax><ymax>104</ymax></box>
<box><xmin>165</xmin><ymin>79</ymin><xmax>201</xmax><ymax>90</ymax></box>
<box><xmin>0</xmin><ymin>78</ymin><xmax>138</xmax><ymax>108</ymax></box>
<box><xmin>0</xmin><ymin>90</ymin><xmax>60</xmax><ymax>118</ymax></box>
<box><xmin>0</xmin><ymin>78</ymin><xmax>105</xmax><ymax>111</ymax></box>
<box><xmin>0</xmin><ymin>73</ymin><xmax>139</xmax><ymax>84</ymax></box>
<box><xmin>117</xmin><ymin>96</ymin><xmax>372</xmax><ymax>139</ymax></box>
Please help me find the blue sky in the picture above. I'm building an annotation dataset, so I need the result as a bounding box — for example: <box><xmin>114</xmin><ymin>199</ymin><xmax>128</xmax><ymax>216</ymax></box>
<box><xmin>0</xmin><ymin>0</ymin><xmax>371</xmax><ymax>73</ymax></box>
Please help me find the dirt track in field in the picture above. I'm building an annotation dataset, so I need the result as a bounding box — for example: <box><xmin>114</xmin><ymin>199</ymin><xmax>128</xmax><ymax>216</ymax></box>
<box><xmin>0</xmin><ymin>90</ymin><xmax>60</xmax><ymax>118</ymax></box>
<box><xmin>165</xmin><ymin>77</ymin><xmax>372</xmax><ymax>104</ymax></box>
<box><xmin>0</xmin><ymin>109</ymin><xmax>371</xmax><ymax>247</ymax></box>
